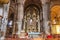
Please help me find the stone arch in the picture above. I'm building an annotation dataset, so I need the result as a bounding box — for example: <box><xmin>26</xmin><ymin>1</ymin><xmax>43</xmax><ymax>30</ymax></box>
<box><xmin>22</xmin><ymin>0</ymin><xmax>43</xmax><ymax>32</ymax></box>
<box><xmin>50</xmin><ymin>0</ymin><xmax>60</xmax><ymax>8</ymax></box>
<box><xmin>23</xmin><ymin>0</ymin><xmax>42</xmax><ymax>22</ymax></box>
<box><xmin>8</xmin><ymin>5</ymin><xmax>17</xmax><ymax>20</ymax></box>
<box><xmin>50</xmin><ymin>4</ymin><xmax>60</xmax><ymax>9</ymax></box>
<box><xmin>24</xmin><ymin>0</ymin><xmax>42</xmax><ymax>11</ymax></box>
<box><xmin>50</xmin><ymin>0</ymin><xmax>60</xmax><ymax>22</ymax></box>
<box><xmin>24</xmin><ymin>4</ymin><xmax>40</xmax><ymax>14</ymax></box>
<box><xmin>51</xmin><ymin>5</ymin><xmax>60</xmax><ymax>23</ymax></box>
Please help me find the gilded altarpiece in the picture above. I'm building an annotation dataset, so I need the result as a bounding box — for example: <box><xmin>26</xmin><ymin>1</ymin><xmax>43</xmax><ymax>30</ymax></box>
<box><xmin>23</xmin><ymin>6</ymin><xmax>40</xmax><ymax>32</ymax></box>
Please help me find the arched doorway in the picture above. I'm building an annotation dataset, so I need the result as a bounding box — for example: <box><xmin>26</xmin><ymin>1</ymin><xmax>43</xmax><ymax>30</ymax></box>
<box><xmin>6</xmin><ymin>6</ymin><xmax>17</xmax><ymax>37</ymax></box>
<box><xmin>5</xmin><ymin>0</ymin><xmax>18</xmax><ymax>37</ymax></box>
<box><xmin>6</xmin><ymin>12</ymin><xmax>14</xmax><ymax>37</ymax></box>
<box><xmin>51</xmin><ymin>5</ymin><xmax>60</xmax><ymax>35</ymax></box>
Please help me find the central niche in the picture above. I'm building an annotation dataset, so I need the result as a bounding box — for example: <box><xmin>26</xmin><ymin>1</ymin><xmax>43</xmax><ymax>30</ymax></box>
<box><xmin>23</xmin><ymin>5</ymin><xmax>40</xmax><ymax>32</ymax></box>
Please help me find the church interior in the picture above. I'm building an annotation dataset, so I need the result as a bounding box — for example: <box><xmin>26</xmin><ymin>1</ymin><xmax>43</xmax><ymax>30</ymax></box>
<box><xmin>0</xmin><ymin>0</ymin><xmax>60</xmax><ymax>40</ymax></box>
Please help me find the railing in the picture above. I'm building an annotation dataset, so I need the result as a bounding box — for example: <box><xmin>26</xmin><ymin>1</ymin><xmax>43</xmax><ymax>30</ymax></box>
<box><xmin>28</xmin><ymin>32</ymin><xmax>41</xmax><ymax>38</ymax></box>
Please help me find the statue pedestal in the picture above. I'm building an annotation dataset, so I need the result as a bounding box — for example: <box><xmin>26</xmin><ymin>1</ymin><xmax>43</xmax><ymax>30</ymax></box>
<box><xmin>17</xmin><ymin>30</ymin><xmax>26</xmax><ymax>38</ymax></box>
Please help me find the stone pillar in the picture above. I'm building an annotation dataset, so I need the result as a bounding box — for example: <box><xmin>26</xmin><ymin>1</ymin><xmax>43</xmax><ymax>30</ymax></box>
<box><xmin>3</xmin><ymin>3</ymin><xmax>10</xmax><ymax>37</ymax></box>
<box><xmin>17</xmin><ymin>0</ymin><xmax>24</xmax><ymax>35</ymax></box>
<box><xmin>1</xmin><ymin>3</ymin><xmax>10</xmax><ymax>40</ymax></box>
<box><xmin>41</xmin><ymin>0</ymin><xmax>50</xmax><ymax>34</ymax></box>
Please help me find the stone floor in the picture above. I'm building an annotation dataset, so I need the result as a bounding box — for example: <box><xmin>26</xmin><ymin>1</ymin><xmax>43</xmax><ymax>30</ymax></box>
<box><xmin>4</xmin><ymin>38</ymin><xmax>60</xmax><ymax>40</ymax></box>
<box><xmin>3</xmin><ymin>35</ymin><xmax>60</xmax><ymax>40</ymax></box>
<box><xmin>5</xmin><ymin>38</ymin><xmax>33</xmax><ymax>40</ymax></box>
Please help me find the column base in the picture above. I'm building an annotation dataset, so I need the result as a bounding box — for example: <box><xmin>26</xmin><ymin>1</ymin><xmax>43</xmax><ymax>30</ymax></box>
<box><xmin>17</xmin><ymin>32</ymin><xmax>20</xmax><ymax>38</ymax></box>
<box><xmin>0</xmin><ymin>36</ymin><xmax>5</xmax><ymax>40</ymax></box>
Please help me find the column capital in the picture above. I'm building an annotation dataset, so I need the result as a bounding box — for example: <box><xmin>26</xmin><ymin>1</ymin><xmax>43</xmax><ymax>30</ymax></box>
<box><xmin>41</xmin><ymin>0</ymin><xmax>50</xmax><ymax>4</ymax></box>
<box><xmin>17</xmin><ymin>0</ymin><xmax>25</xmax><ymax>6</ymax></box>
